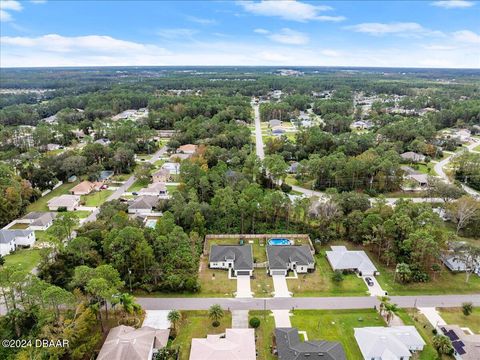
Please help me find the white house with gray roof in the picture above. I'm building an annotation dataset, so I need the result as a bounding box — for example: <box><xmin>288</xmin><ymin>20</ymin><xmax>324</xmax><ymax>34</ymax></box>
<box><xmin>354</xmin><ymin>326</ymin><xmax>425</xmax><ymax>360</ymax></box>
<box><xmin>326</xmin><ymin>246</ymin><xmax>378</xmax><ymax>276</ymax></box>
<box><xmin>266</xmin><ymin>245</ymin><xmax>315</xmax><ymax>276</ymax></box>
<box><xmin>209</xmin><ymin>245</ymin><xmax>253</xmax><ymax>276</ymax></box>
<box><xmin>0</xmin><ymin>229</ymin><xmax>36</xmax><ymax>256</ymax></box>
<box><xmin>47</xmin><ymin>194</ymin><xmax>80</xmax><ymax>211</ymax></box>
<box><xmin>18</xmin><ymin>212</ymin><xmax>57</xmax><ymax>231</ymax></box>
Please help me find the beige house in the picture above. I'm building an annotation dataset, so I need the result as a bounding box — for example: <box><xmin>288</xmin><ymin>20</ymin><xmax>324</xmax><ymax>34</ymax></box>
<box><xmin>47</xmin><ymin>195</ymin><xmax>80</xmax><ymax>211</ymax></box>
<box><xmin>189</xmin><ymin>328</ymin><xmax>256</xmax><ymax>360</ymax></box>
<box><xmin>152</xmin><ymin>168</ymin><xmax>170</xmax><ymax>183</ymax></box>
<box><xmin>138</xmin><ymin>182</ymin><xmax>168</xmax><ymax>196</ymax></box>
<box><xmin>97</xmin><ymin>325</ymin><xmax>169</xmax><ymax>360</ymax></box>
<box><xmin>70</xmin><ymin>181</ymin><xmax>101</xmax><ymax>195</ymax></box>
<box><xmin>177</xmin><ymin>144</ymin><xmax>198</xmax><ymax>154</ymax></box>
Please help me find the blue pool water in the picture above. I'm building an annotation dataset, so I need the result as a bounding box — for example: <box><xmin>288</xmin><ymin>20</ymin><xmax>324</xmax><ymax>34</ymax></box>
<box><xmin>145</xmin><ymin>219</ymin><xmax>157</xmax><ymax>228</ymax></box>
<box><xmin>268</xmin><ymin>238</ymin><xmax>292</xmax><ymax>246</ymax></box>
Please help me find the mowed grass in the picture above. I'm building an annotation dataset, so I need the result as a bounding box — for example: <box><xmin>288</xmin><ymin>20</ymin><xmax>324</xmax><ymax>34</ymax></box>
<box><xmin>27</xmin><ymin>181</ymin><xmax>79</xmax><ymax>212</ymax></box>
<box><xmin>438</xmin><ymin>307</ymin><xmax>480</xmax><ymax>333</ymax></box>
<box><xmin>3</xmin><ymin>249</ymin><xmax>42</xmax><ymax>273</ymax></box>
<box><xmin>81</xmin><ymin>190</ymin><xmax>114</xmax><ymax>206</ymax></box>
<box><xmin>173</xmin><ymin>310</ymin><xmax>232</xmax><ymax>360</ymax></box>
<box><xmin>197</xmin><ymin>257</ymin><xmax>236</xmax><ymax>297</ymax></box>
<box><xmin>127</xmin><ymin>179</ymin><xmax>150</xmax><ymax>192</ymax></box>
<box><xmin>287</xmin><ymin>252</ymin><xmax>368</xmax><ymax>297</ymax></box>
<box><xmin>291</xmin><ymin>309</ymin><xmax>385</xmax><ymax>360</ymax></box>
<box><xmin>250</xmin><ymin>311</ymin><xmax>276</xmax><ymax>360</ymax></box>
<box><xmin>251</xmin><ymin>269</ymin><xmax>274</xmax><ymax>297</ymax></box>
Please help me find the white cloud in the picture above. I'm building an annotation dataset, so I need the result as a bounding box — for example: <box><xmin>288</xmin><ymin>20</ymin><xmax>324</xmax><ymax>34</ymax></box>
<box><xmin>320</xmin><ymin>49</ymin><xmax>342</xmax><ymax>57</ymax></box>
<box><xmin>423</xmin><ymin>44</ymin><xmax>456</xmax><ymax>50</ymax></box>
<box><xmin>254</xmin><ymin>28</ymin><xmax>269</xmax><ymax>34</ymax></box>
<box><xmin>431</xmin><ymin>1</ymin><xmax>475</xmax><ymax>9</ymax></box>
<box><xmin>453</xmin><ymin>30</ymin><xmax>480</xmax><ymax>44</ymax></box>
<box><xmin>346</xmin><ymin>22</ymin><xmax>445</xmax><ymax>38</ymax></box>
<box><xmin>30</xmin><ymin>0</ymin><xmax>47</xmax><ymax>4</ymax></box>
<box><xmin>157</xmin><ymin>28</ymin><xmax>198</xmax><ymax>39</ymax></box>
<box><xmin>266</xmin><ymin>28</ymin><xmax>309</xmax><ymax>45</ymax></box>
<box><xmin>238</xmin><ymin>0</ymin><xmax>345</xmax><ymax>22</ymax></box>
<box><xmin>0</xmin><ymin>0</ymin><xmax>23</xmax><ymax>22</ymax></box>
<box><xmin>186</xmin><ymin>15</ymin><xmax>216</xmax><ymax>25</ymax></box>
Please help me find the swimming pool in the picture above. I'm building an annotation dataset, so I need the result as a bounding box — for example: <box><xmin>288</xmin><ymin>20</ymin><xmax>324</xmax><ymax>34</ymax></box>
<box><xmin>268</xmin><ymin>238</ymin><xmax>292</xmax><ymax>246</ymax></box>
<box><xmin>145</xmin><ymin>219</ymin><xmax>157</xmax><ymax>228</ymax></box>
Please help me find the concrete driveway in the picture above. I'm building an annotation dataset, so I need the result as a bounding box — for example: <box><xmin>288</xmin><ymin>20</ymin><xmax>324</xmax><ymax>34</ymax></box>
<box><xmin>236</xmin><ymin>275</ymin><xmax>253</xmax><ymax>298</ymax></box>
<box><xmin>272</xmin><ymin>310</ymin><xmax>292</xmax><ymax>327</ymax></box>
<box><xmin>142</xmin><ymin>310</ymin><xmax>171</xmax><ymax>329</ymax></box>
<box><xmin>363</xmin><ymin>276</ymin><xmax>387</xmax><ymax>297</ymax></box>
<box><xmin>232</xmin><ymin>310</ymin><xmax>249</xmax><ymax>328</ymax></box>
<box><xmin>272</xmin><ymin>275</ymin><xmax>291</xmax><ymax>297</ymax></box>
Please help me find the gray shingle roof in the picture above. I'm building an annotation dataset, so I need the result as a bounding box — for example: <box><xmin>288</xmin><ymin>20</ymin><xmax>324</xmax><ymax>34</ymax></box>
<box><xmin>128</xmin><ymin>196</ymin><xmax>159</xmax><ymax>210</ymax></box>
<box><xmin>209</xmin><ymin>245</ymin><xmax>253</xmax><ymax>271</ymax></box>
<box><xmin>275</xmin><ymin>328</ymin><xmax>346</xmax><ymax>360</ymax></box>
<box><xmin>0</xmin><ymin>229</ymin><xmax>33</xmax><ymax>244</ymax></box>
<box><xmin>267</xmin><ymin>245</ymin><xmax>314</xmax><ymax>270</ymax></box>
<box><xmin>21</xmin><ymin>212</ymin><xmax>56</xmax><ymax>226</ymax></box>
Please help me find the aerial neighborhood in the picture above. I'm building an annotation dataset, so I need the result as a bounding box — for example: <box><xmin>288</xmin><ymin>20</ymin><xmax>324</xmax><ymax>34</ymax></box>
<box><xmin>0</xmin><ymin>50</ymin><xmax>480</xmax><ymax>360</ymax></box>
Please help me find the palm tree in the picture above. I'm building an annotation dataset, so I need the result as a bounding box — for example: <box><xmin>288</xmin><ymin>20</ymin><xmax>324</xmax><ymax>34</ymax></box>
<box><xmin>168</xmin><ymin>310</ymin><xmax>181</xmax><ymax>333</ymax></box>
<box><xmin>118</xmin><ymin>293</ymin><xmax>141</xmax><ymax>318</ymax></box>
<box><xmin>208</xmin><ymin>304</ymin><xmax>224</xmax><ymax>326</ymax></box>
<box><xmin>384</xmin><ymin>302</ymin><xmax>399</xmax><ymax>325</ymax></box>
<box><xmin>433</xmin><ymin>334</ymin><xmax>453</xmax><ymax>355</ymax></box>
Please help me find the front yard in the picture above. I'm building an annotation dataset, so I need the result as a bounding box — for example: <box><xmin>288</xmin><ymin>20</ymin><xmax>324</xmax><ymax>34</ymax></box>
<box><xmin>3</xmin><ymin>249</ymin><xmax>43</xmax><ymax>273</ymax></box>
<box><xmin>249</xmin><ymin>310</ymin><xmax>276</xmax><ymax>360</ymax></box>
<box><xmin>127</xmin><ymin>179</ymin><xmax>150</xmax><ymax>192</ymax></box>
<box><xmin>197</xmin><ymin>257</ymin><xmax>236</xmax><ymax>297</ymax></box>
<box><xmin>438</xmin><ymin>307</ymin><xmax>480</xmax><ymax>333</ymax></box>
<box><xmin>290</xmin><ymin>309</ymin><xmax>385</xmax><ymax>360</ymax></box>
<box><xmin>81</xmin><ymin>190</ymin><xmax>114</xmax><ymax>207</ymax></box>
<box><xmin>172</xmin><ymin>310</ymin><xmax>232</xmax><ymax>360</ymax></box>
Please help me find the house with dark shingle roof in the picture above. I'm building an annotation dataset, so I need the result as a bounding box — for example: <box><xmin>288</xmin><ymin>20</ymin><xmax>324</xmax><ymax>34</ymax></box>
<box><xmin>209</xmin><ymin>245</ymin><xmax>253</xmax><ymax>276</ymax></box>
<box><xmin>128</xmin><ymin>196</ymin><xmax>159</xmax><ymax>214</ymax></box>
<box><xmin>266</xmin><ymin>245</ymin><xmax>315</xmax><ymax>276</ymax></box>
<box><xmin>19</xmin><ymin>211</ymin><xmax>57</xmax><ymax>230</ymax></box>
<box><xmin>275</xmin><ymin>328</ymin><xmax>346</xmax><ymax>360</ymax></box>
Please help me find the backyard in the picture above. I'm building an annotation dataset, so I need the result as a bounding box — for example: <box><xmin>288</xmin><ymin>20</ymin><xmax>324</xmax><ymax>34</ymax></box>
<box><xmin>81</xmin><ymin>190</ymin><xmax>114</xmax><ymax>207</ymax></box>
<box><xmin>438</xmin><ymin>307</ymin><xmax>480</xmax><ymax>333</ymax></box>
<box><xmin>172</xmin><ymin>310</ymin><xmax>232</xmax><ymax>360</ymax></box>
<box><xmin>3</xmin><ymin>249</ymin><xmax>43</xmax><ymax>273</ymax></box>
<box><xmin>27</xmin><ymin>181</ymin><xmax>79</xmax><ymax>212</ymax></box>
<box><xmin>290</xmin><ymin>309</ymin><xmax>385</xmax><ymax>360</ymax></box>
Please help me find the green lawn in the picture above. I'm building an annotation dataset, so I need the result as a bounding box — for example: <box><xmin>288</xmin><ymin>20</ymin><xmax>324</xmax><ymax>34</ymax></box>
<box><xmin>251</xmin><ymin>269</ymin><xmax>274</xmax><ymax>297</ymax></box>
<box><xmin>396</xmin><ymin>309</ymin><xmax>448</xmax><ymax>360</ymax></box>
<box><xmin>438</xmin><ymin>307</ymin><xmax>480</xmax><ymax>333</ymax></box>
<box><xmin>172</xmin><ymin>310</ymin><xmax>232</xmax><ymax>360</ymax></box>
<box><xmin>288</xmin><ymin>252</ymin><xmax>368</xmax><ymax>297</ymax></box>
<box><xmin>291</xmin><ymin>309</ymin><xmax>386</xmax><ymax>360</ymax></box>
<box><xmin>27</xmin><ymin>181</ymin><xmax>79</xmax><ymax>212</ymax></box>
<box><xmin>250</xmin><ymin>311</ymin><xmax>276</xmax><ymax>360</ymax></box>
<box><xmin>66</xmin><ymin>210</ymin><xmax>91</xmax><ymax>218</ymax></box>
<box><xmin>197</xmin><ymin>257</ymin><xmax>236</xmax><ymax>297</ymax></box>
<box><xmin>3</xmin><ymin>249</ymin><xmax>42</xmax><ymax>273</ymax></box>
<box><xmin>474</xmin><ymin>144</ymin><xmax>480</xmax><ymax>152</ymax></box>
<box><xmin>7</xmin><ymin>223</ymin><xmax>29</xmax><ymax>229</ymax></box>
<box><xmin>127</xmin><ymin>179</ymin><xmax>150</xmax><ymax>192</ymax></box>
<box><xmin>81</xmin><ymin>190</ymin><xmax>114</xmax><ymax>207</ymax></box>
<box><xmin>412</xmin><ymin>163</ymin><xmax>437</xmax><ymax>176</ymax></box>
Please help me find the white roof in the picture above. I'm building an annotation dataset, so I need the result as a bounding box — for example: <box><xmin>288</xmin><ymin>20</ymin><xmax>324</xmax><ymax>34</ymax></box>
<box><xmin>355</xmin><ymin>326</ymin><xmax>425</xmax><ymax>359</ymax></box>
<box><xmin>189</xmin><ymin>328</ymin><xmax>256</xmax><ymax>360</ymax></box>
<box><xmin>326</xmin><ymin>246</ymin><xmax>377</xmax><ymax>274</ymax></box>
<box><xmin>47</xmin><ymin>194</ymin><xmax>80</xmax><ymax>207</ymax></box>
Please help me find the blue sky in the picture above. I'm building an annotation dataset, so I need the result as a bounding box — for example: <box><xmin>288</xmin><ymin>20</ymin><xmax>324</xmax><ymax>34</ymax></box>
<box><xmin>1</xmin><ymin>0</ymin><xmax>479</xmax><ymax>68</ymax></box>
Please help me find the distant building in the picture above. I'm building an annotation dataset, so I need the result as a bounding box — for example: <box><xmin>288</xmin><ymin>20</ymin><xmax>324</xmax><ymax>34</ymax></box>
<box><xmin>351</xmin><ymin>120</ymin><xmax>373</xmax><ymax>130</ymax></box>
<box><xmin>275</xmin><ymin>327</ymin><xmax>346</xmax><ymax>360</ymax></box>
<box><xmin>46</xmin><ymin>143</ymin><xmax>62</xmax><ymax>151</ymax></box>
<box><xmin>266</xmin><ymin>245</ymin><xmax>315</xmax><ymax>276</ymax></box>
<box><xmin>94</xmin><ymin>138</ymin><xmax>111</xmax><ymax>146</ymax></box>
<box><xmin>177</xmin><ymin>144</ymin><xmax>198</xmax><ymax>154</ymax></box>
<box><xmin>400</xmin><ymin>152</ymin><xmax>426</xmax><ymax>163</ymax></box>
<box><xmin>97</xmin><ymin>325</ymin><xmax>169</xmax><ymax>360</ymax></box>
<box><xmin>128</xmin><ymin>196</ymin><xmax>159</xmax><ymax>214</ymax></box>
<box><xmin>19</xmin><ymin>212</ymin><xmax>57</xmax><ymax>231</ymax></box>
<box><xmin>209</xmin><ymin>245</ymin><xmax>253</xmax><ymax>276</ymax></box>
<box><xmin>442</xmin><ymin>254</ymin><xmax>480</xmax><ymax>276</ymax></box>
<box><xmin>0</xmin><ymin>229</ymin><xmax>36</xmax><ymax>256</ymax></box>
<box><xmin>138</xmin><ymin>182</ymin><xmax>167</xmax><ymax>197</ymax></box>
<box><xmin>440</xmin><ymin>325</ymin><xmax>480</xmax><ymax>360</ymax></box>
<box><xmin>152</xmin><ymin>168</ymin><xmax>170</xmax><ymax>183</ymax></box>
<box><xmin>189</xmin><ymin>328</ymin><xmax>256</xmax><ymax>360</ymax></box>
<box><xmin>47</xmin><ymin>194</ymin><xmax>80</xmax><ymax>211</ymax></box>
<box><xmin>404</xmin><ymin>173</ymin><xmax>429</xmax><ymax>188</ymax></box>
<box><xmin>169</xmin><ymin>153</ymin><xmax>192</xmax><ymax>161</ymax></box>
<box><xmin>98</xmin><ymin>170</ymin><xmax>114</xmax><ymax>182</ymax></box>
<box><xmin>269</xmin><ymin>119</ymin><xmax>282</xmax><ymax>128</ymax></box>
<box><xmin>161</xmin><ymin>162</ymin><xmax>180</xmax><ymax>176</ymax></box>
<box><xmin>288</xmin><ymin>162</ymin><xmax>300</xmax><ymax>174</ymax></box>
<box><xmin>70</xmin><ymin>180</ymin><xmax>101</xmax><ymax>195</ymax></box>
<box><xmin>326</xmin><ymin>246</ymin><xmax>378</xmax><ymax>276</ymax></box>
<box><xmin>354</xmin><ymin>326</ymin><xmax>425</xmax><ymax>360</ymax></box>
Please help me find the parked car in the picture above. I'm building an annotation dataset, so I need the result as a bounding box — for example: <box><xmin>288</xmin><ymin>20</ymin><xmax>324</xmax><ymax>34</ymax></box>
<box><xmin>365</xmin><ymin>277</ymin><xmax>374</xmax><ymax>286</ymax></box>
<box><xmin>132</xmin><ymin>192</ymin><xmax>138</xmax><ymax>195</ymax></box>
<box><xmin>100</xmin><ymin>185</ymin><xmax>108</xmax><ymax>190</ymax></box>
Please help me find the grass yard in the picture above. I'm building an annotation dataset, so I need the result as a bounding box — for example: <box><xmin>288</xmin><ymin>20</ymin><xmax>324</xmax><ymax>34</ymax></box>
<box><xmin>81</xmin><ymin>190</ymin><xmax>114</xmax><ymax>207</ymax></box>
<box><xmin>7</xmin><ymin>223</ymin><xmax>29</xmax><ymax>229</ymax></box>
<box><xmin>3</xmin><ymin>249</ymin><xmax>42</xmax><ymax>273</ymax></box>
<box><xmin>27</xmin><ymin>181</ymin><xmax>79</xmax><ymax>212</ymax></box>
<box><xmin>251</xmin><ymin>269</ymin><xmax>274</xmax><ymax>297</ymax></box>
<box><xmin>288</xmin><ymin>252</ymin><xmax>368</xmax><ymax>297</ymax></box>
<box><xmin>66</xmin><ymin>210</ymin><xmax>91</xmax><ymax>218</ymax></box>
<box><xmin>166</xmin><ymin>185</ymin><xmax>179</xmax><ymax>193</ymax></box>
<box><xmin>438</xmin><ymin>307</ymin><xmax>480</xmax><ymax>333</ymax></box>
<box><xmin>474</xmin><ymin>144</ymin><xmax>480</xmax><ymax>151</ymax></box>
<box><xmin>127</xmin><ymin>179</ymin><xmax>150</xmax><ymax>192</ymax></box>
<box><xmin>250</xmin><ymin>311</ymin><xmax>276</xmax><ymax>360</ymax></box>
<box><xmin>396</xmin><ymin>309</ymin><xmax>448</xmax><ymax>360</ymax></box>
<box><xmin>111</xmin><ymin>174</ymin><xmax>130</xmax><ymax>181</ymax></box>
<box><xmin>411</xmin><ymin>163</ymin><xmax>437</xmax><ymax>176</ymax></box>
<box><xmin>173</xmin><ymin>310</ymin><xmax>232</xmax><ymax>360</ymax></box>
<box><xmin>375</xmin><ymin>259</ymin><xmax>480</xmax><ymax>295</ymax></box>
<box><xmin>197</xmin><ymin>257</ymin><xmax>236</xmax><ymax>297</ymax></box>
<box><xmin>291</xmin><ymin>309</ymin><xmax>385</xmax><ymax>360</ymax></box>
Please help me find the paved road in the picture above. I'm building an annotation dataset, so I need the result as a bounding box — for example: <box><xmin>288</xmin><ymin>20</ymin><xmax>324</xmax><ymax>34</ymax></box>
<box><xmin>253</xmin><ymin>103</ymin><xmax>265</xmax><ymax>160</ymax></box>
<box><xmin>136</xmin><ymin>294</ymin><xmax>480</xmax><ymax>311</ymax></box>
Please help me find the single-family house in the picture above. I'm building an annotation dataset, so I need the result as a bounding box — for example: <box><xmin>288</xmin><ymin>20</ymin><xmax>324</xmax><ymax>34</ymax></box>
<box><xmin>288</xmin><ymin>162</ymin><xmax>300</xmax><ymax>174</ymax></box>
<box><xmin>47</xmin><ymin>194</ymin><xmax>80</xmax><ymax>211</ymax></box>
<box><xmin>440</xmin><ymin>325</ymin><xmax>480</xmax><ymax>360</ymax></box>
<box><xmin>94</xmin><ymin>138</ymin><xmax>111</xmax><ymax>146</ymax></box>
<box><xmin>177</xmin><ymin>144</ymin><xmax>198</xmax><ymax>154</ymax></box>
<box><xmin>400</xmin><ymin>152</ymin><xmax>426</xmax><ymax>163</ymax></box>
<box><xmin>275</xmin><ymin>328</ymin><xmax>346</xmax><ymax>360</ymax></box>
<box><xmin>0</xmin><ymin>229</ymin><xmax>36</xmax><ymax>255</ymax></box>
<box><xmin>152</xmin><ymin>168</ymin><xmax>170</xmax><ymax>183</ymax></box>
<box><xmin>351</xmin><ymin>120</ymin><xmax>373</xmax><ymax>130</ymax></box>
<box><xmin>138</xmin><ymin>182</ymin><xmax>168</xmax><ymax>197</ymax></box>
<box><xmin>19</xmin><ymin>212</ymin><xmax>57</xmax><ymax>231</ymax></box>
<box><xmin>97</xmin><ymin>325</ymin><xmax>169</xmax><ymax>360</ymax></box>
<box><xmin>269</xmin><ymin>119</ymin><xmax>282</xmax><ymax>128</ymax></box>
<box><xmin>442</xmin><ymin>254</ymin><xmax>480</xmax><ymax>276</ymax></box>
<box><xmin>405</xmin><ymin>173</ymin><xmax>429</xmax><ymax>188</ymax></box>
<box><xmin>354</xmin><ymin>326</ymin><xmax>425</xmax><ymax>360</ymax></box>
<box><xmin>70</xmin><ymin>180</ymin><xmax>101</xmax><ymax>195</ymax></box>
<box><xmin>326</xmin><ymin>246</ymin><xmax>378</xmax><ymax>276</ymax></box>
<box><xmin>169</xmin><ymin>153</ymin><xmax>192</xmax><ymax>161</ymax></box>
<box><xmin>209</xmin><ymin>245</ymin><xmax>253</xmax><ymax>276</ymax></box>
<box><xmin>128</xmin><ymin>196</ymin><xmax>159</xmax><ymax>214</ymax></box>
<box><xmin>161</xmin><ymin>162</ymin><xmax>180</xmax><ymax>175</ymax></box>
<box><xmin>189</xmin><ymin>328</ymin><xmax>256</xmax><ymax>360</ymax></box>
<box><xmin>266</xmin><ymin>245</ymin><xmax>315</xmax><ymax>276</ymax></box>
<box><xmin>98</xmin><ymin>170</ymin><xmax>114</xmax><ymax>182</ymax></box>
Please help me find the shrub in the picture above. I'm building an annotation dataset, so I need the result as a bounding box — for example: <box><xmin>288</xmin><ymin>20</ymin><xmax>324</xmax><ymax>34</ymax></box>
<box><xmin>280</xmin><ymin>182</ymin><xmax>292</xmax><ymax>193</ymax></box>
<box><xmin>212</xmin><ymin>320</ymin><xmax>220</xmax><ymax>327</ymax></box>
<box><xmin>58</xmin><ymin>206</ymin><xmax>67</xmax><ymax>212</ymax></box>
<box><xmin>332</xmin><ymin>270</ymin><xmax>344</xmax><ymax>283</ymax></box>
<box><xmin>249</xmin><ymin>317</ymin><xmax>261</xmax><ymax>328</ymax></box>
